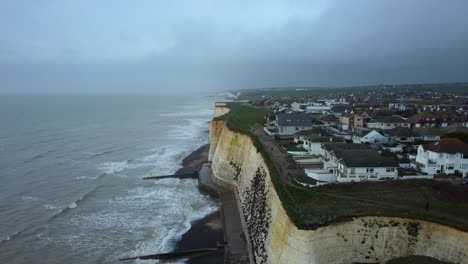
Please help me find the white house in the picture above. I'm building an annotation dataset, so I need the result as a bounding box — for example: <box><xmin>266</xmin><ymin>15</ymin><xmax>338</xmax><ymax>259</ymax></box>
<box><xmin>302</xmin><ymin>136</ymin><xmax>341</xmax><ymax>155</ymax></box>
<box><xmin>415</xmin><ymin>138</ymin><xmax>468</xmax><ymax>176</ymax></box>
<box><xmin>305</xmin><ymin>143</ymin><xmax>398</xmax><ymax>183</ymax></box>
<box><xmin>334</xmin><ymin>149</ymin><xmax>399</xmax><ymax>182</ymax></box>
<box><xmin>305</xmin><ymin>105</ymin><xmax>331</xmax><ymax>114</ymax></box>
<box><xmin>264</xmin><ymin>113</ymin><xmax>313</xmax><ymax>136</ymax></box>
<box><xmin>353</xmin><ymin>130</ymin><xmax>388</xmax><ymax>144</ymax></box>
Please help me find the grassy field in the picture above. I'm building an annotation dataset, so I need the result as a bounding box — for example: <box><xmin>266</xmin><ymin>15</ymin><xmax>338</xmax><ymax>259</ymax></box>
<box><xmin>216</xmin><ymin>102</ymin><xmax>269</xmax><ymax>133</ymax></box>
<box><xmin>217</xmin><ymin>103</ymin><xmax>468</xmax><ymax>231</ymax></box>
<box><xmin>235</xmin><ymin>83</ymin><xmax>468</xmax><ymax>101</ymax></box>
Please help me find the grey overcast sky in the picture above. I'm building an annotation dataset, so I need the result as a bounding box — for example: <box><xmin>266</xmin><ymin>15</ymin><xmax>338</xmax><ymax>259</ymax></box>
<box><xmin>1</xmin><ymin>0</ymin><xmax>468</xmax><ymax>94</ymax></box>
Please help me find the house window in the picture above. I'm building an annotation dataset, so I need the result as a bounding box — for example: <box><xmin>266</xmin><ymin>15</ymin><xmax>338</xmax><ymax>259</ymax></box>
<box><xmin>386</xmin><ymin>168</ymin><xmax>396</xmax><ymax>172</ymax></box>
<box><xmin>367</xmin><ymin>168</ymin><xmax>374</xmax><ymax>173</ymax></box>
<box><xmin>350</xmin><ymin>168</ymin><xmax>355</xmax><ymax>174</ymax></box>
<box><xmin>447</xmin><ymin>165</ymin><xmax>454</xmax><ymax>170</ymax></box>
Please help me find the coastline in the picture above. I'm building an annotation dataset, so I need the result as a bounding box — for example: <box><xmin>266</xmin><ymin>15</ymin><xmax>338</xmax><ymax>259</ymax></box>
<box><xmin>174</xmin><ymin>144</ymin><xmax>224</xmax><ymax>264</ymax></box>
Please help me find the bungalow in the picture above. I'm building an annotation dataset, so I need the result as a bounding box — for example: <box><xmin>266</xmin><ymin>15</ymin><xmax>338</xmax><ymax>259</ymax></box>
<box><xmin>320</xmin><ymin>115</ymin><xmax>339</xmax><ymax>127</ymax></box>
<box><xmin>353</xmin><ymin>130</ymin><xmax>388</xmax><ymax>144</ymax></box>
<box><xmin>293</xmin><ymin>128</ymin><xmax>330</xmax><ymax>143</ymax></box>
<box><xmin>307</xmin><ymin>143</ymin><xmax>398</xmax><ymax>183</ymax></box>
<box><xmin>334</xmin><ymin>149</ymin><xmax>399</xmax><ymax>182</ymax></box>
<box><xmin>415</xmin><ymin>138</ymin><xmax>468</xmax><ymax>175</ymax></box>
<box><xmin>304</xmin><ymin>105</ymin><xmax>331</xmax><ymax>114</ymax></box>
<box><xmin>302</xmin><ymin>135</ymin><xmax>338</xmax><ymax>155</ymax></box>
<box><xmin>377</xmin><ymin>116</ymin><xmax>410</xmax><ymax>130</ymax></box>
<box><xmin>384</xmin><ymin>127</ymin><xmax>418</xmax><ymax>143</ymax></box>
<box><xmin>265</xmin><ymin>113</ymin><xmax>313</xmax><ymax>136</ymax></box>
<box><xmin>412</xmin><ymin>127</ymin><xmax>442</xmax><ymax>142</ymax></box>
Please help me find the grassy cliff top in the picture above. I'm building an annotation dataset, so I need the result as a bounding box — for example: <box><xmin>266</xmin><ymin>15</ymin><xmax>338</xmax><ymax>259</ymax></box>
<box><xmin>216</xmin><ymin>103</ymin><xmax>468</xmax><ymax>231</ymax></box>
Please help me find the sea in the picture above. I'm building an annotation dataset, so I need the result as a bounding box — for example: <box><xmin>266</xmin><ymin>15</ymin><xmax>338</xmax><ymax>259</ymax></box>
<box><xmin>0</xmin><ymin>95</ymin><xmax>219</xmax><ymax>264</ymax></box>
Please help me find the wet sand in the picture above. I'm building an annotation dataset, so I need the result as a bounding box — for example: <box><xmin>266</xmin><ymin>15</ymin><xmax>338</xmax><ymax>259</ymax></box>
<box><xmin>174</xmin><ymin>144</ymin><xmax>224</xmax><ymax>264</ymax></box>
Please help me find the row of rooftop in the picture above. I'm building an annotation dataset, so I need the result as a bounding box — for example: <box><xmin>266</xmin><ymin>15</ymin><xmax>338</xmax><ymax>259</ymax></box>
<box><xmin>246</xmin><ymin>88</ymin><xmax>468</xmax><ymax>185</ymax></box>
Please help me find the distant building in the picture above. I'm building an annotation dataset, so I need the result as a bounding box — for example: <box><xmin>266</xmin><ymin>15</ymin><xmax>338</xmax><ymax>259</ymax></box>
<box><xmin>415</xmin><ymin>138</ymin><xmax>468</xmax><ymax>175</ymax></box>
<box><xmin>304</xmin><ymin>105</ymin><xmax>331</xmax><ymax>114</ymax></box>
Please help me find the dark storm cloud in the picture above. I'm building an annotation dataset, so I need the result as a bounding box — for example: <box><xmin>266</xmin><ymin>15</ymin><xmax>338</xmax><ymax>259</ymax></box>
<box><xmin>1</xmin><ymin>0</ymin><xmax>468</xmax><ymax>94</ymax></box>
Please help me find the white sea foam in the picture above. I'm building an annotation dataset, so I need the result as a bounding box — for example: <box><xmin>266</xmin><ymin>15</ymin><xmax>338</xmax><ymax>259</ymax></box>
<box><xmin>68</xmin><ymin>202</ymin><xmax>77</xmax><ymax>209</ymax></box>
<box><xmin>98</xmin><ymin>161</ymin><xmax>128</xmax><ymax>174</ymax></box>
<box><xmin>75</xmin><ymin>176</ymin><xmax>99</xmax><ymax>180</ymax></box>
<box><xmin>21</xmin><ymin>195</ymin><xmax>40</xmax><ymax>201</ymax></box>
<box><xmin>43</xmin><ymin>204</ymin><xmax>60</xmax><ymax>210</ymax></box>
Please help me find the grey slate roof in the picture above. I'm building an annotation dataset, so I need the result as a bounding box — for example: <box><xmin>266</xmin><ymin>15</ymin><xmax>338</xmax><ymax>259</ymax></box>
<box><xmin>331</xmin><ymin>105</ymin><xmax>354</xmax><ymax>113</ymax></box>
<box><xmin>322</xmin><ymin>143</ymin><xmax>369</xmax><ymax>152</ymax></box>
<box><xmin>334</xmin><ymin>149</ymin><xmax>399</xmax><ymax>168</ymax></box>
<box><xmin>277</xmin><ymin>114</ymin><xmax>313</xmax><ymax>127</ymax></box>
<box><xmin>384</xmin><ymin>127</ymin><xmax>418</xmax><ymax>137</ymax></box>
<box><xmin>377</xmin><ymin>116</ymin><xmax>408</xmax><ymax>123</ymax></box>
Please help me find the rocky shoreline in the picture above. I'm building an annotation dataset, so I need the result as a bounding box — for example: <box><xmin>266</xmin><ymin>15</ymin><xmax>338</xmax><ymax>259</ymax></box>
<box><xmin>174</xmin><ymin>144</ymin><xmax>224</xmax><ymax>264</ymax></box>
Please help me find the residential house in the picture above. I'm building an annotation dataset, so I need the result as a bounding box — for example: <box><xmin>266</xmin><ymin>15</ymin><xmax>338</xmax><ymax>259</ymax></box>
<box><xmin>334</xmin><ymin>149</ymin><xmax>399</xmax><ymax>182</ymax></box>
<box><xmin>353</xmin><ymin>111</ymin><xmax>371</xmax><ymax>128</ymax></box>
<box><xmin>339</xmin><ymin>114</ymin><xmax>354</xmax><ymax>131</ymax></box>
<box><xmin>383</xmin><ymin>127</ymin><xmax>418</xmax><ymax>143</ymax></box>
<box><xmin>320</xmin><ymin>115</ymin><xmax>339</xmax><ymax>127</ymax></box>
<box><xmin>307</xmin><ymin>143</ymin><xmax>398</xmax><ymax>183</ymax></box>
<box><xmin>408</xmin><ymin>112</ymin><xmax>439</xmax><ymax>128</ymax></box>
<box><xmin>302</xmin><ymin>135</ymin><xmax>340</xmax><ymax>155</ymax></box>
<box><xmin>304</xmin><ymin>105</ymin><xmax>331</xmax><ymax>114</ymax></box>
<box><xmin>264</xmin><ymin>113</ymin><xmax>313</xmax><ymax>136</ymax></box>
<box><xmin>353</xmin><ymin>130</ymin><xmax>388</xmax><ymax>144</ymax></box>
<box><xmin>412</xmin><ymin>127</ymin><xmax>442</xmax><ymax>142</ymax></box>
<box><xmin>415</xmin><ymin>138</ymin><xmax>468</xmax><ymax>175</ymax></box>
<box><xmin>377</xmin><ymin>116</ymin><xmax>410</xmax><ymax>130</ymax></box>
<box><xmin>293</xmin><ymin>128</ymin><xmax>330</xmax><ymax>143</ymax></box>
<box><xmin>331</xmin><ymin>105</ymin><xmax>354</xmax><ymax>115</ymax></box>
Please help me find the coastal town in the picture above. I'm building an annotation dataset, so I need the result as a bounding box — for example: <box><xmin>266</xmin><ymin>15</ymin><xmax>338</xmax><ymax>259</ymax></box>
<box><xmin>240</xmin><ymin>84</ymin><xmax>468</xmax><ymax>186</ymax></box>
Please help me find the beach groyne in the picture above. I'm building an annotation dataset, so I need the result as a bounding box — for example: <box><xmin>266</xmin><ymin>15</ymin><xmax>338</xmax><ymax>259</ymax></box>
<box><xmin>208</xmin><ymin>104</ymin><xmax>468</xmax><ymax>264</ymax></box>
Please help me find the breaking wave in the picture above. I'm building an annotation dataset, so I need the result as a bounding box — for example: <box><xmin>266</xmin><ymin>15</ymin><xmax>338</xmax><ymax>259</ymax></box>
<box><xmin>49</xmin><ymin>186</ymin><xmax>101</xmax><ymax>220</ymax></box>
<box><xmin>82</xmin><ymin>150</ymin><xmax>115</xmax><ymax>156</ymax></box>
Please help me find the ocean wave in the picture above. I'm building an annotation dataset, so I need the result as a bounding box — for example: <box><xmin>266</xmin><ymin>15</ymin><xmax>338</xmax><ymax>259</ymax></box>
<box><xmin>0</xmin><ymin>228</ymin><xmax>26</xmax><ymax>244</ymax></box>
<box><xmin>22</xmin><ymin>149</ymin><xmax>55</xmax><ymax>163</ymax></box>
<box><xmin>48</xmin><ymin>186</ymin><xmax>101</xmax><ymax>219</ymax></box>
<box><xmin>82</xmin><ymin>150</ymin><xmax>115</xmax><ymax>157</ymax></box>
<box><xmin>21</xmin><ymin>195</ymin><xmax>40</xmax><ymax>201</ymax></box>
<box><xmin>113</xmin><ymin>184</ymin><xmax>218</xmax><ymax>263</ymax></box>
<box><xmin>98</xmin><ymin>161</ymin><xmax>129</xmax><ymax>174</ymax></box>
<box><xmin>75</xmin><ymin>173</ymin><xmax>107</xmax><ymax>180</ymax></box>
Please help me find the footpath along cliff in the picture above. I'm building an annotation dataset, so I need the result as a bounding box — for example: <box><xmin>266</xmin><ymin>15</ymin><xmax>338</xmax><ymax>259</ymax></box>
<box><xmin>208</xmin><ymin>103</ymin><xmax>468</xmax><ymax>264</ymax></box>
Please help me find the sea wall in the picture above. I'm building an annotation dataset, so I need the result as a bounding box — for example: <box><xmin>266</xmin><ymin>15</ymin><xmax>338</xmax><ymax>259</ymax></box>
<box><xmin>209</xmin><ymin>107</ymin><xmax>468</xmax><ymax>264</ymax></box>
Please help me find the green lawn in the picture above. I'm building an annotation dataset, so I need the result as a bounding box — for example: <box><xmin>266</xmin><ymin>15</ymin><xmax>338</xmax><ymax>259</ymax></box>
<box><xmin>216</xmin><ymin>102</ymin><xmax>269</xmax><ymax>133</ymax></box>
<box><xmin>217</xmin><ymin>103</ymin><xmax>468</xmax><ymax>231</ymax></box>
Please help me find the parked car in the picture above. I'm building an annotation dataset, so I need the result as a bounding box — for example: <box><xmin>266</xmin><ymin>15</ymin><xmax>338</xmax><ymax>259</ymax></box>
<box><xmin>463</xmin><ymin>178</ymin><xmax>468</xmax><ymax>185</ymax></box>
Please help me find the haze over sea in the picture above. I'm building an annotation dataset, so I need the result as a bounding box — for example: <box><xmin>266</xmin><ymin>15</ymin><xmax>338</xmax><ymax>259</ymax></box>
<box><xmin>0</xmin><ymin>95</ymin><xmax>218</xmax><ymax>264</ymax></box>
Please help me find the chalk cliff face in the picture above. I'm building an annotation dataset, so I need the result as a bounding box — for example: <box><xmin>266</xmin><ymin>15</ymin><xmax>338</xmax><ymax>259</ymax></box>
<box><xmin>209</xmin><ymin>106</ymin><xmax>468</xmax><ymax>264</ymax></box>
